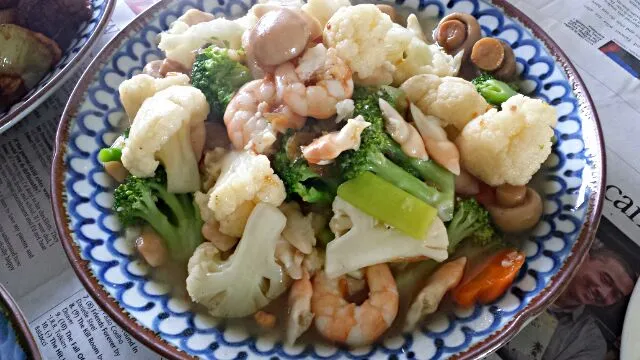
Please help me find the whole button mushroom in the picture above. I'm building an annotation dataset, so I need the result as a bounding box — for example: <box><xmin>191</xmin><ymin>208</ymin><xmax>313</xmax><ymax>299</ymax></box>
<box><xmin>433</xmin><ymin>12</ymin><xmax>481</xmax><ymax>60</ymax></box>
<box><xmin>245</xmin><ymin>8</ymin><xmax>314</xmax><ymax>73</ymax></box>
<box><xmin>486</xmin><ymin>186</ymin><xmax>543</xmax><ymax>233</ymax></box>
<box><xmin>471</xmin><ymin>37</ymin><xmax>517</xmax><ymax>80</ymax></box>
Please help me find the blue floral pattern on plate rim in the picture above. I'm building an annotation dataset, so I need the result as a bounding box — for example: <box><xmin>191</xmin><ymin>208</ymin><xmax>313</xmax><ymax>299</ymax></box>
<box><xmin>0</xmin><ymin>284</ymin><xmax>41</xmax><ymax>360</ymax></box>
<box><xmin>0</xmin><ymin>0</ymin><xmax>115</xmax><ymax>134</ymax></box>
<box><xmin>51</xmin><ymin>0</ymin><xmax>606</xmax><ymax>359</ymax></box>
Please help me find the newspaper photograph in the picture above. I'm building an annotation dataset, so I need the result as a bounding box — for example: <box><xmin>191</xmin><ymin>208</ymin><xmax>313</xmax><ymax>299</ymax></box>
<box><xmin>0</xmin><ymin>0</ymin><xmax>639</xmax><ymax>359</ymax></box>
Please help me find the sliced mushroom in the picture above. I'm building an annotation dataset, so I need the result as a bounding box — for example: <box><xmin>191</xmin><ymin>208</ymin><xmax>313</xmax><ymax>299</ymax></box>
<box><xmin>495</xmin><ymin>184</ymin><xmax>527</xmax><ymax>208</ymax></box>
<box><xmin>136</xmin><ymin>226</ymin><xmax>169</xmax><ymax>267</ymax></box>
<box><xmin>487</xmin><ymin>187</ymin><xmax>543</xmax><ymax>233</ymax></box>
<box><xmin>376</xmin><ymin>4</ymin><xmax>398</xmax><ymax>23</ymax></box>
<box><xmin>470</xmin><ymin>37</ymin><xmax>517</xmax><ymax>80</ymax></box>
<box><xmin>103</xmin><ymin>161</ymin><xmax>129</xmax><ymax>183</ymax></box>
<box><xmin>433</xmin><ymin>12</ymin><xmax>481</xmax><ymax>60</ymax></box>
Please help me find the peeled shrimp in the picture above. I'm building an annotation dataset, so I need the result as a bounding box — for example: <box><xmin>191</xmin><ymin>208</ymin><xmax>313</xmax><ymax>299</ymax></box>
<box><xmin>379</xmin><ymin>99</ymin><xmax>428</xmax><ymax>160</ymax></box>
<box><xmin>302</xmin><ymin>116</ymin><xmax>370</xmax><ymax>165</ymax></box>
<box><xmin>223</xmin><ymin>79</ymin><xmax>305</xmax><ymax>153</ymax></box>
<box><xmin>275</xmin><ymin>44</ymin><xmax>354</xmax><ymax>119</ymax></box>
<box><xmin>311</xmin><ymin>263</ymin><xmax>399</xmax><ymax>347</ymax></box>
<box><xmin>404</xmin><ymin>257</ymin><xmax>467</xmax><ymax>331</ymax></box>
<box><xmin>410</xmin><ymin>103</ymin><xmax>461</xmax><ymax>175</ymax></box>
<box><xmin>286</xmin><ymin>270</ymin><xmax>314</xmax><ymax>344</ymax></box>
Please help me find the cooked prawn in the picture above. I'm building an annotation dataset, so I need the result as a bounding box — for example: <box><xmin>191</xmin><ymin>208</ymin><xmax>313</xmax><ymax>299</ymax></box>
<box><xmin>311</xmin><ymin>263</ymin><xmax>399</xmax><ymax>347</ymax></box>
<box><xmin>302</xmin><ymin>116</ymin><xmax>370</xmax><ymax>165</ymax></box>
<box><xmin>404</xmin><ymin>257</ymin><xmax>467</xmax><ymax>331</ymax></box>
<box><xmin>275</xmin><ymin>44</ymin><xmax>354</xmax><ymax>119</ymax></box>
<box><xmin>286</xmin><ymin>270</ymin><xmax>314</xmax><ymax>344</ymax></box>
<box><xmin>223</xmin><ymin>78</ymin><xmax>305</xmax><ymax>153</ymax></box>
<box><xmin>410</xmin><ymin>103</ymin><xmax>460</xmax><ymax>175</ymax></box>
<box><xmin>379</xmin><ymin>99</ymin><xmax>428</xmax><ymax>160</ymax></box>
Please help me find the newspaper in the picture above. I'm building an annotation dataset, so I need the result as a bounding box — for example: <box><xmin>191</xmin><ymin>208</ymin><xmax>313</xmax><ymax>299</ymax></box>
<box><xmin>0</xmin><ymin>0</ymin><xmax>638</xmax><ymax>359</ymax></box>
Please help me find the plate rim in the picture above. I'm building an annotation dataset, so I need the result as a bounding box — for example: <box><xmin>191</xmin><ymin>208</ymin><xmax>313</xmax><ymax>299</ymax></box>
<box><xmin>0</xmin><ymin>283</ymin><xmax>42</xmax><ymax>360</ymax></box>
<box><xmin>0</xmin><ymin>0</ymin><xmax>117</xmax><ymax>135</ymax></box>
<box><xmin>50</xmin><ymin>0</ymin><xmax>607</xmax><ymax>359</ymax></box>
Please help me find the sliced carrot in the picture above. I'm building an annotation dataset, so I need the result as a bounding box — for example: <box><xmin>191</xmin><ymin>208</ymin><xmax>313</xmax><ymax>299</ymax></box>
<box><xmin>452</xmin><ymin>249</ymin><xmax>525</xmax><ymax>308</ymax></box>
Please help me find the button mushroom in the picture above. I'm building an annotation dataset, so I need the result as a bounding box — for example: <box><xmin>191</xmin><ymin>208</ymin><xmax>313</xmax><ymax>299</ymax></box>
<box><xmin>486</xmin><ymin>186</ymin><xmax>543</xmax><ymax>233</ymax></box>
<box><xmin>470</xmin><ymin>37</ymin><xmax>517</xmax><ymax>80</ymax></box>
<box><xmin>143</xmin><ymin>59</ymin><xmax>190</xmax><ymax>79</ymax></box>
<box><xmin>136</xmin><ymin>226</ymin><xmax>169</xmax><ymax>267</ymax></box>
<box><xmin>433</xmin><ymin>12</ymin><xmax>481</xmax><ymax>60</ymax></box>
<box><xmin>376</xmin><ymin>4</ymin><xmax>398</xmax><ymax>23</ymax></box>
<box><xmin>244</xmin><ymin>8</ymin><xmax>319</xmax><ymax>77</ymax></box>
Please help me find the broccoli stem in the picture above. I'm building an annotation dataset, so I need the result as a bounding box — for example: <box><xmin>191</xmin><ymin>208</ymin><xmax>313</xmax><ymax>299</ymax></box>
<box><xmin>364</xmin><ymin>151</ymin><xmax>442</xmax><ymax>206</ymax></box>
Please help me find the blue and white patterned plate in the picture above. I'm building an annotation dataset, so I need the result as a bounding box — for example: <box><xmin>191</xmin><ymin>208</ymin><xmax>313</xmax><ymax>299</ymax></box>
<box><xmin>51</xmin><ymin>0</ymin><xmax>606</xmax><ymax>359</ymax></box>
<box><xmin>0</xmin><ymin>0</ymin><xmax>115</xmax><ymax>134</ymax></box>
<box><xmin>0</xmin><ymin>284</ymin><xmax>41</xmax><ymax>360</ymax></box>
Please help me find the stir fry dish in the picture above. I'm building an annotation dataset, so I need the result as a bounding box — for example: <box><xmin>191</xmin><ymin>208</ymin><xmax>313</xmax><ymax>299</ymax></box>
<box><xmin>100</xmin><ymin>0</ymin><xmax>557</xmax><ymax>347</ymax></box>
<box><xmin>0</xmin><ymin>0</ymin><xmax>92</xmax><ymax>109</ymax></box>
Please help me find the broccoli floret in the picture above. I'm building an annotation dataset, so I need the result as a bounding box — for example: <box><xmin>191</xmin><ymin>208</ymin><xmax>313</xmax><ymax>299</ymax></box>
<box><xmin>338</xmin><ymin>86</ymin><xmax>455</xmax><ymax>220</ymax></box>
<box><xmin>191</xmin><ymin>46</ymin><xmax>252</xmax><ymax>119</ymax></box>
<box><xmin>446</xmin><ymin>198</ymin><xmax>502</xmax><ymax>252</ymax></box>
<box><xmin>274</xmin><ymin>131</ymin><xmax>336</xmax><ymax>204</ymax></box>
<box><xmin>113</xmin><ymin>168</ymin><xmax>203</xmax><ymax>262</ymax></box>
<box><xmin>472</xmin><ymin>73</ymin><xmax>518</xmax><ymax>106</ymax></box>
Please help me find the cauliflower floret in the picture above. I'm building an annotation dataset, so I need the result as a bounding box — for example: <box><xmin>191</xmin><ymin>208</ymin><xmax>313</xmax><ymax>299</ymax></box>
<box><xmin>323</xmin><ymin>4</ymin><xmax>412</xmax><ymax>85</ymax></box>
<box><xmin>186</xmin><ymin>203</ymin><xmax>290</xmax><ymax>317</ymax></box>
<box><xmin>325</xmin><ymin>197</ymin><xmax>449</xmax><ymax>278</ymax></box>
<box><xmin>401</xmin><ymin>74</ymin><xmax>491</xmax><ymax>130</ymax></box>
<box><xmin>200</xmin><ymin>147</ymin><xmax>229</xmax><ymax>191</ymax></box>
<box><xmin>121</xmin><ymin>85</ymin><xmax>209</xmax><ymax>193</ymax></box>
<box><xmin>201</xmin><ymin>150</ymin><xmax>286</xmax><ymax>237</ymax></box>
<box><xmin>456</xmin><ymin>94</ymin><xmax>558</xmax><ymax>186</ymax></box>
<box><xmin>159</xmin><ymin>18</ymin><xmax>246</xmax><ymax>68</ymax></box>
<box><xmin>335</xmin><ymin>99</ymin><xmax>354</xmax><ymax>123</ymax></box>
<box><xmin>302</xmin><ymin>0</ymin><xmax>351</xmax><ymax>27</ymax></box>
<box><xmin>280</xmin><ymin>202</ymin><xmax>316</xmax><ymax>254</ymax></box>
<box><xmin>118</xmin><ymin>73</ymin><xmax>190</xmax><ymax>120</ymax></box>
<box><xmin>393</xmin><ymin>38</ymin><xmax>462</xmax><ymax>85</ymax></box>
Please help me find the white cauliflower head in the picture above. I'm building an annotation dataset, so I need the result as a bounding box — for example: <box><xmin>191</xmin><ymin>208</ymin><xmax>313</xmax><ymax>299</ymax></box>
<box><xmin>401</xmin><ymin>74</ymin><xmax>491</xmax><ymax>130</ymax></box>
<box><xmin>456</xmin><ymin>94</ymin><xmax>558</xmax><ymax>186</ymax></box>
<box><xmin>323</xmin><ymin>4</ymin><xmax>412</xmax><ymax>85</ymax></box>
<box><xmin>120</xmin><ymin>85</ymin><xmax>209</xmax><ymax>193</ymax></box>
<box><xmin>202</xmin><ymin>150</ymin><xmax>286</xmax><ymax>237</ymax></box>
<box><xmin>302</xmin><ymin>0</ymin><xmax>351</xmax><ymax>27</ymax></box>
<box><xmin>325</xmin><ymin>197</ymin><xmax>449</xmax><ymax>278</ymax></box>
<box><xmin>186</xmin><ymin>203</ymin><xmax>290</xmax><ymax>317</ymax></box>
<box><xmin>393</xmin><ymin>38</ymin><xmax>462</xmax><ymax>85</ymax></box>
<box><xmin>159</xmin><ymin>18</ymin><xmax>246</xmax><ymax>68</ymax></box>
<box><xmin>118</xmin><ymin>73</ymin><xmax>190</xmax><ymax>121</ymax></box>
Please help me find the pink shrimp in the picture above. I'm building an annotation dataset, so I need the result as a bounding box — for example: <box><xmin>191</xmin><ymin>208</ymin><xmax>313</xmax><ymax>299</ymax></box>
<box><xmin>311</xmin><ymin>263</ymin><xmax>399</xmax><ymax>347</ymax></box>
<box><xmin>275</xmin><ymin>44</ymin><xmax>354</xmax><ymax>119</ymax></box>
<box><xmin>223</xmin><ymin>78</ymin><xmax>305</xmax><ymax>153</ymax></box>
<box><xmin>410</xmin><ymin>103</ymin><xmax>461</xmax><ymax>175</ymax></box>
<box><xmin>286</xmin><ymin>270</ymin><xmax>314</xmax><ymax>344</ymax></box>
<box><xmin>301</xmin><ymin>116</ymin><xmax>370</xmax><ymax>165</ymax></box>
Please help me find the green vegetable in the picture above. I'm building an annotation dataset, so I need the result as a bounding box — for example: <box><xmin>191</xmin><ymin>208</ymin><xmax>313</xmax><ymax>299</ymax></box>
<box><xmin>191</xmin><ymin>46</ymin><xmax>252</xmax><ymax>119</ymax></box>
<box><xmin>337</xmin><ymin>86</ymin><xmax>455</xmax><ymax>220</ymax></box>
<box><xmin>472</xmin><ymin>73</ymin><xmax>518</xmax><ymax>106</ymax></box>
<box><xmin>273</xmin><ymin>130</ymin><xmax>336</xmax><ymax>204</ymax></box>
<box><xmin>338</xmin><ymin>172</ymin><xmax>437</xmax><ymax>239</ymax></box>
<box><xmin>317</xmin><ymin>228</ymin><xmax>335</xmax><ymax>248</ymax></box>
<box><xmin>98</xmin><ymin>147</ymin><xmax>122</xmax><ymax>163</ymax></box>
<box><xmin>113</xmin><ymin>167</ymin><xmax>203</xmax><ymax>262</ymax></box>
<box><xmin>446</xmin><ymin>198</ymin><xmax>502</xmax><ymax>253</ymax></box>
